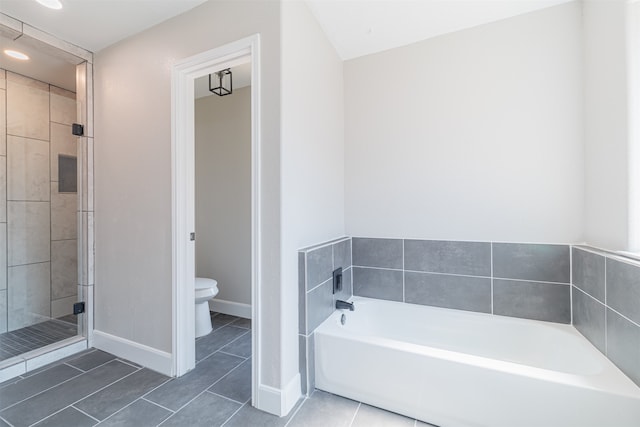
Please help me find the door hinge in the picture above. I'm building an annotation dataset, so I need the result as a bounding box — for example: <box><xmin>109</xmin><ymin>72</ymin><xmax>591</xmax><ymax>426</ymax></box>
<box><xmin>72</xmin><ymin>123</ymin><xmax>84</xmax><ymax>136</ymax></box>
<box><xmin>73</xmin><ymin>302</ymin><xmax>85</xmax><ymax>315</ymax></box>
<box><xmin>190</xmin><ymin>232</ymin><xmax>196</xmax><ymax>241</ymax></box>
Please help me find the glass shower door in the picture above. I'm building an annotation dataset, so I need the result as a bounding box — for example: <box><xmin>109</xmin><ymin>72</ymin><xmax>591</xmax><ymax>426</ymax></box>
<box><xmin>0</xmin><ymin>66</ymin><xmax>80</xmax><ymax>362</ymax></box>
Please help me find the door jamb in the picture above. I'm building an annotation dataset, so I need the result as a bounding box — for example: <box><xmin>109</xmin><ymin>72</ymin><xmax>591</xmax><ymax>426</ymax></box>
<box><xmin>171</xmin><ymin>34</ymin><xmax>262</xmax><ymax>408</ymax></box>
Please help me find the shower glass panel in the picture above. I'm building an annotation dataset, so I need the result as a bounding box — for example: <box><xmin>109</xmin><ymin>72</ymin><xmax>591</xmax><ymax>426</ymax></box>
<box><xmin>0</xmin><ymin>62</ymin><xmax>81</xmax><ymax>362</ymax></box>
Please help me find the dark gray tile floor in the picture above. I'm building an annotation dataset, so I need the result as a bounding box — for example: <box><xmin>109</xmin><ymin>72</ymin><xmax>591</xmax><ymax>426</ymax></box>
<box><xmin>0</xmin><ymin>313</ymin><xmax>435</xmax><ymax>427</ymax></box>
<box><xmin>0</xmin><ymin>317</ymin><xmax>78</xmax><ymax>361</ymax></box>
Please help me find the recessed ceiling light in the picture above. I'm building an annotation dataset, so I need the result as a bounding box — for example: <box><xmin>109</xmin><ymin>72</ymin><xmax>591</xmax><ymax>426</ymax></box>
<box><xmin>36</xmin><ymin>0</ymin><xmax>63</xmax><ymax>10</ymax></box>
<box><xmin>4</xmin><ymin>50</ymin><xmax>30</xmax><ymax>60</ymax></box>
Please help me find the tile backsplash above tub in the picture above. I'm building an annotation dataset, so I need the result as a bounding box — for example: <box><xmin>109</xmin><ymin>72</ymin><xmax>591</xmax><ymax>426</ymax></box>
<box><xmin>352</xmin><ymin>238</ymin><xmax>571</xmax><ymax>324</ymax></box>
<box><xmin>299</xmin><ymin>236</ymin><xmax>640</xmax><ymax>394</ymax></box>
<box><xmin>572</xmin><ymin>246</ymin><xmax>640</xmax><ymax>387</ymax></box>
<box><xmin>298</xmin><ymin>237</ymin><xmax>353</xmax><ymax>395</ymax></box>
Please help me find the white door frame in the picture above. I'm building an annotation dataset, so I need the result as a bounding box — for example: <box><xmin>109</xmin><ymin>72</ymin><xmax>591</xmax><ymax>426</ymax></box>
<box><xmin>171</xmin><ymin>35</ymin><xmax>262</xmax><ymax>406</ymax></box>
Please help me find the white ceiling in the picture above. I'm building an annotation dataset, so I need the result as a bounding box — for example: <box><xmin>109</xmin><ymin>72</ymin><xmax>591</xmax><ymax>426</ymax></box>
<box><xmin>0</xmin><ymin>0</ymin><xmax>208</xmax><ymax>53</ymax></box>
<box><xmin>0</xmin><ymin>0</ymin><xmax>574</xmax><ymax>91</ymax></box>
<box><xmin>306</xmin><ymin>0</ymin><xmax>574</xmax><ymax>60</ymax></box>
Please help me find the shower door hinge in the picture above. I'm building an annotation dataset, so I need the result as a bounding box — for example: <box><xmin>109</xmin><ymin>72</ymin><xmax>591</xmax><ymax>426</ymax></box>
<box><xmin>72</xmin><ymin>123</ymin><xmax>84</xmax><ymax>136</ymax></box>
<box><xmin>73</xmin><ymin>302</ymin><xmax>85</xmax><ymax>315</ymax></box>
<box><xmin>190</xmin><ymin>232</ymin><xmax>196</xmax><ymax>241</ymax></box>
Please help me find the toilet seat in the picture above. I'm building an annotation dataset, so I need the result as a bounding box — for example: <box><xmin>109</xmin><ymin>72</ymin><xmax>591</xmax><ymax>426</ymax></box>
<box><xmin>195</xmin><ymin>278</ymin><xmax>218</xmax><ymax>303</ymax></box>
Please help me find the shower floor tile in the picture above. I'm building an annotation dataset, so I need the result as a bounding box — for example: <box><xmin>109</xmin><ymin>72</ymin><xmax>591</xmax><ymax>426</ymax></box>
<box><xmin>0</xmin><ymin>317</ymin><xmax>78</xmax><ymax>361</ymax></box>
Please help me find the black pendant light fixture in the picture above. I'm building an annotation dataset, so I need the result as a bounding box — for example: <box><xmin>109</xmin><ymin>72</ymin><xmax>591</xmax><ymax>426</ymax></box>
<box><xmin>209</xmin><ymin>68</ymin><xmax>232</xmax><ymax>96</ymax></box>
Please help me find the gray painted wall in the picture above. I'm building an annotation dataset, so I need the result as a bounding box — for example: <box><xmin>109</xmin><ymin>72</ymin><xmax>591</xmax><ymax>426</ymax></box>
<box><xmin>94</xmin><ymin>0</ymin><xmax>284</xmax><ymax>388</ymax></box>
<box><xmin>344</xmin><ymin>2</ymin><xmax>584</xmax><ymax>244</ymax></box>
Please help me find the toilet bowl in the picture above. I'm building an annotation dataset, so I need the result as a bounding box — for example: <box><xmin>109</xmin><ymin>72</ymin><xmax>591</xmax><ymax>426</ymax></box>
<box><xmin>195</xmin><ymin>277</ymin><xmax>219</xmax><ymax>338</ymax></box>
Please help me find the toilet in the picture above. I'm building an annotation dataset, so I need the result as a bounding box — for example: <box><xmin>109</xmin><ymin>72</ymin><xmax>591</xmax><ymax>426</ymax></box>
<box><xmin>195</xmin><ymin>277</ymin><xmax>219</xmax><ymax>338</ymax></box>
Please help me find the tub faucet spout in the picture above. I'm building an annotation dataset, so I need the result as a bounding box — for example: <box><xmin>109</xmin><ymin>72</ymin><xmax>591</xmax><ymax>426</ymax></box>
<box><xmin>336</xmin><ymin>300</ymin><xmax>354</xmax><ymax>311</ymax></box>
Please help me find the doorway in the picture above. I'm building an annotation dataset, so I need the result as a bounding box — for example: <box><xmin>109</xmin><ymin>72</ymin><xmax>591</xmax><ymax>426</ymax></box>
<box><xmin>171</xmin><ymin>35</ymin><xmax>262</xmax><ymax>409</ymax></box>
<box><xmin>194</xmin><ymin>62</ymin><xmax>252</xmax><ymax>319</ymax></box>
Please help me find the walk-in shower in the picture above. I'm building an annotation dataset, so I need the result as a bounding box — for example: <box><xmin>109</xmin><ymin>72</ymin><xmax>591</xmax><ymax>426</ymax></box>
<box><xmin>0</xmin><ymin>15</ymin><xmax>94</xmax><ymax>375</ymax></box>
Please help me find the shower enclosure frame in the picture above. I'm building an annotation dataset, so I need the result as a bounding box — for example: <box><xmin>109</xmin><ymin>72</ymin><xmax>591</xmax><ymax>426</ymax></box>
<box><xmin>0</xmin><ymin>14</ymin><xmax>94</xmax><ymax>380</ymax></box>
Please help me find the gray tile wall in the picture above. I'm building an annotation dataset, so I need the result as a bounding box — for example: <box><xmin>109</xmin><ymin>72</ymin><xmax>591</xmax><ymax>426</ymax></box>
<box><xmin>352</xmin><ymin>237</ymin><xmax>571</xmax><ymax>323</ymax></box>
<box><xmin>298</xmin><ymin>237</ymin><xmax>352</xmax><ymax>396</ymax></box>
<box><xmin>572</xmin><ymin>246</ymin><xmax>640</xmax><ymax>387</ymax></box>
<box><xmin>299</xmin><ymin>238</ymin><xmax>640</xmax><ymax>395</ymax></box>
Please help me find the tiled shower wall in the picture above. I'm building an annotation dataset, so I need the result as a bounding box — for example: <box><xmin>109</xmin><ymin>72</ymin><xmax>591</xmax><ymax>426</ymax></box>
<box><xmin>0</xmin><ymin>69</ymin><xmax>78</xmax><ymax>333</ymax></box>
<box><xmin>352</xmin><ymin>237</ymin><xmax>571</xmax><ymax>323</ymax></box>
<box><xmin>298</xmin><ymin>237</ymin><xmax>352</xmax><ymax>395</ymax></box>
<box><xmin>572</xmin><ymin>246</ymin><xmax>640</xmax><ymax>386</ymax></box>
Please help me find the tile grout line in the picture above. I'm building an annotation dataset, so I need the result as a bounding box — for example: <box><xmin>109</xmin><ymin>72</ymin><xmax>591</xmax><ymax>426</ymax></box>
<box><xmin>136</xmin><ymin>377</ymin><xmax>174</xmax><ymax>402</ymax></box>
<box><xmin>487</xmin><ymin>276</ymin><xmax>570</xmax><ymax>286</ymax></box>
<box><xmin>218</xmin><ymin>401</ymin><xmax>246</xmax><ymax>427</ymax></box>
<box><xmin>402</xmin><ymin>240</ymin><xmax>406</xmax><ymax>303</ymax></box>
<box><xmin>490</xmin><ymin>242</ymin><xmax>494</xmax><ymax>315</ymax></box>
<box><xmin>569</xmin><ymin>247</ymin><xmax>573</xmax><ymax>324</ymax></box>
<box><xmin>300</xmin><ymin>236</ymin><xmax>350</xmax><ymax>254</ymax></box>
<box><xmin>156</xmin><ymin>388</ymin><xmax>215</xmax><ymax>426</ymax></box>
<box><xmin>63</xmin><ymin>352</ymin><xmax>117</xmax><ymax>373</ymax></box>
<box><xmin>57</xmin><ymin>363</ymin><xmax>145</xmax><ymax>421</ymax></box>
<box><xmin>217</xmin><ymin>349</ymin><xmax>249</xmax><ymax>360</ymax></box>
<box><xmin>87</xmin><ymin>392</ymin><xmax>173</xmax><ymax>425</ymax></box>
<box><xmin>196</xmin><ymin>329</ymin><xmax>250</xmax><ymax>364</ymax></box>
<box><xmin>572</xmin><ymin>286</ymin><xmax>606</xmax><ymax>308</ymax></box>
<box><xmin>24</xmin><ymin>400</ymin><xmax>97</xmax><ymax>427</ymax></box>
<box><xmin>350</xmin><ymin>238</ymin><xmax>353</xmax><ymax>300</ymax></box>
<box><xmin>0</xmin><ymin>367</ymin><xmax>86</xmax><ymax>412</ymax></box>
<box><xmin>304</xmin><ymin>251</ymin><xmax>309</xmax><ymax>337</ymax></box>
<box><xmin>605</xmin><ymin>298</ymin><xmax>640</xmax><ymax>328</ymax></box>
<box><xmin>205</xmin><ymin>357</ymin><xmax>249</xmax><ymax>391</ymax></box>
<box><xmin>573</xmin><ymin>282</ymin><xmax>640</xmax><ymax>330</ymax></box>
<box><xmin>152</xmin><ymin>354</ymin><xmax>248</xmax><ymax>421</ymax></box>
<box><xmin>347</xmin><ymin>402</ymin><xmax>361</xmax><ymax>427</ymax></box>
<box><xmin>205</xmin><ymin>389</ymin><xmax>246</xmax><ymax>405</ymax></box>
<box><xmin>140</xmin><ymin>397</ymin><xmax>176</xmax><ymax>414</ymax></box>
<box><xmin>306</xmin><ymin>276</ymin><xmax>332</xmax><ymax>294</ymax></box>
<box><xmin>283</xmin><ymin>395</ymin><xmax>310</xmax><ymax>427</ymax></box>
<box><xmin>376</xmin><ymin>264</ymin><xmax>571</xmax><ymax>287</ymax></box>
<box><xmin>1</xmin><ymin>415</ymin><xmax>16</xmax><ymax>427</ymax></box>
<box><xmin>71</xmin><ymin>405</ymin><xmax>101</xmax><ymax>423</ymax></box>
<box><xmin>604</xmin><ymin>258</ymin><xmax>608</xmax><ymax>356</ymax></box>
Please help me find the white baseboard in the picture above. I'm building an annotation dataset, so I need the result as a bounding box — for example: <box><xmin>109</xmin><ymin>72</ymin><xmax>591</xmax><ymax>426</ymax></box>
<box><xmin>93</xmin><ymin>330</ymin><xmax>173</xmax><ymax>377</ymax></box>
<box><xmin>282</xmin><ymin>373</ymin><xmax>302</xmax><ymax>415</ymax></box>
<box><xmin>256</xmin><ymin>374</ymin><xmax>301</xmax><ymax>417</ymax></box>
<box><xmin>208</xmin><ymin>299</ymin><xmax>251</xmax><ymax>319</ymax></box>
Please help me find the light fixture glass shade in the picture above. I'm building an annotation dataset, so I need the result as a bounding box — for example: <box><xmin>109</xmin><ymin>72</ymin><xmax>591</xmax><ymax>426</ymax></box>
<box><xmin>209</xmin><ymin>69</ymin><xmax>232</xmax><ymax>96</ymax></box>
<box><xmin>36</xmin><ymin>0</ymin><xmax>63</xmax><ymax>9</ymax></box>
<box><xmin>4</xmin><ymin>49</ymin><xmax>29</xmax><ymax>60</ymax></box>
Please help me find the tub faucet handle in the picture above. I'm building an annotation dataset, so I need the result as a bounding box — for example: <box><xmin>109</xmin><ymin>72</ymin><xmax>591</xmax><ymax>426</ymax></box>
<box><xmin>336</xmin><ymin>300</ymin><xmax>354</xmax><ymax>311</ymax></box>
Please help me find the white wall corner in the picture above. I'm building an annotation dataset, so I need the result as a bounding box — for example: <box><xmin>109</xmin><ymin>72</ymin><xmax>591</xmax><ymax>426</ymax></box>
<box><xmin>93</xmin><ymin>330</ymin><xmax>173</xmax><ymax>377</ymax></box>
<box><xmin>256</xmin><ymin>374</ymin><xmax>301</xmax><ymax>417</ymax></box>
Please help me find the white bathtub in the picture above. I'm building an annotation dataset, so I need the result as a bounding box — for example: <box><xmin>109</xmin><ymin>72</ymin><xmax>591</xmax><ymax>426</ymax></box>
<box><xmin>314</xmin><ymin>296</ymin><xmax>640</xmax><ymax>427</ymax></box>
